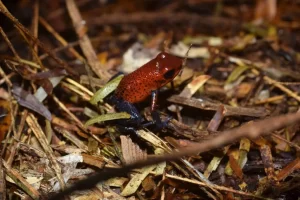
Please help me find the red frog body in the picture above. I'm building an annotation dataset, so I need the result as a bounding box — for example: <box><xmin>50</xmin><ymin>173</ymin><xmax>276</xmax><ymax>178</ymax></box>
<box><xmin>108</xmin><ymin>52</ymin><xmax>184</xmax><ymax>131</ymax></box>
<box><xmin>115</xmin><ymin>52</ymin><xmax>183</xmax><ymax>103</ymax></box>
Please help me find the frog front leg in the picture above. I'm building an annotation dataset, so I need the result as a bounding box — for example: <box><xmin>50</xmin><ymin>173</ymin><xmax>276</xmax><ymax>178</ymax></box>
<box><xmin>149</xmin><ymin>90</ymin><xmax>172</xmax><ymax>130</ymax></box>
<box><xmin>114</xmin><ymin>98</ymin><xmax>143</xmax><ymax>127</ymax></box>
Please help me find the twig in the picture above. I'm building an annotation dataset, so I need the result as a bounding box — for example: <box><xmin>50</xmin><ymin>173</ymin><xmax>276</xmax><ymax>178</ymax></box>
<box><xmin>168</xmin><ymin>95</ymin><xmax>268</xmax><ymax>117</ymax></box>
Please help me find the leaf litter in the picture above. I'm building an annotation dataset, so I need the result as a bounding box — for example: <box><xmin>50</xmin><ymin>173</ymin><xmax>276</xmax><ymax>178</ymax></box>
<box><xmin>0</xmin><ymin>1</ymin><xmax>300</xmax><ymax>200</ymax></box>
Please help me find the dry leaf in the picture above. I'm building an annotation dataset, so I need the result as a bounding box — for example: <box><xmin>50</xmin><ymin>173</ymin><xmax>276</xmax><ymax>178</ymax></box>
<box><xmin>12</xmin><ymin>86</ymin><xmax>52</xmax><ymax>120</ymax></box>
<box><xmin>120</xmin><ymin>135</ymin><xmax>147</xmax><ymax>165</ymax></box>
<box><xmin>121</xmin><ymin>165</ymin><xmax>156</xmax><ymax>196</ymax></box>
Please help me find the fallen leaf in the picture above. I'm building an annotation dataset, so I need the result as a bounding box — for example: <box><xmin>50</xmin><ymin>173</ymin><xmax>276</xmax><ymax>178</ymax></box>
<box><xmin>120</xmin><ymin>135</ymin><xmax>147</xmax><ymax>165</ymax></box>
<box><xmin>12</xmin><ymin>86</ymin><xmax>52</xmax><ymax>120</ymax></box>
<box><xmin>121</xmin><ymin>165</ymin><xmax>156</xmax><ymax>196</ymax></box>
<box><xmin>90</xmin><ymin>74</ymin><xmax>124</xmax><ymax>104</ymax></box>
<box><xmin>84</xmin><ymin>112</ymin><xmax>131</xmax><ymax>127</ymax></box>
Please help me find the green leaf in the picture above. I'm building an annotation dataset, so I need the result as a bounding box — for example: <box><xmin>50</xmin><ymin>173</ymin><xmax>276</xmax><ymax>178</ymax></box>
<box><xmin>90</xmin><ymin>74</ymin><xmax>124</xmax><ymax>105</ymax></box>
<box><xmin>84</xmin><ymin>112</ymin><xmax>131</xmax><ymax>127</ymax></box>
<box><xmin>226</xmin><ymin>65</ymin><xmax>249</xmax><ymax>84</ymax></box>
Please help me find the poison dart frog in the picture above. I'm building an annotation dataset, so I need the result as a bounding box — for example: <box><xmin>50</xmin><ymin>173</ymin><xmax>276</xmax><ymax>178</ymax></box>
<box><xmin>107</xmin><ymin>50</ymin><xmax>188</xmax><ymax>132</ymax></box>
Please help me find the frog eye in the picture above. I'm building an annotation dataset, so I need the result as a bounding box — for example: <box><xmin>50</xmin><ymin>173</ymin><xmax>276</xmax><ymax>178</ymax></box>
<box><xmin>163</xmin><ymin>69</ymin><xmax>176</xmax><ymax>79</ymax></box>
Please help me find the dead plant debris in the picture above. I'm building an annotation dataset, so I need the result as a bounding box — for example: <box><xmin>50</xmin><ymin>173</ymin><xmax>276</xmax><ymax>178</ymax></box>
<box><xmin>0</xmin><ymin>0</ymin><xmax>299</xmax><ymax>200</ymax></box>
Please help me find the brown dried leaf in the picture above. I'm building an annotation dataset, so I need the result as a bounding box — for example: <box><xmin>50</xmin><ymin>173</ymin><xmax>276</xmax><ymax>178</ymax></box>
<box><xmin>141</xmin><ymin>175</ymin><xmax>156</xmax><ymax>191</ymax></box>
<box><xmin>54</xmin><ymin>127</ymin><xmax>88</xmax><ymax>151</ymax></box>
<box><xmin>120</xmin><ymin>135</ymin><xmax>147</xmax><ymax>165</ymax></box>
<box><xmin>235</xmin><ymin>82</ymin><xmax>253</xmax><ymax>99</ymax></box>
<box><xmin>229</xmin><ymin>154</ymin><xmax>243</xmax><ymax>179</ymax></box>
<box><xmin>252</xmin><ymin>136</ymin><xmax>269</xmax><ymax>146</ymax></box>
<box><xmin>82</xmin><ymin>153</ymin><xmax>105</xmax><ymax>169</ymax></box>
